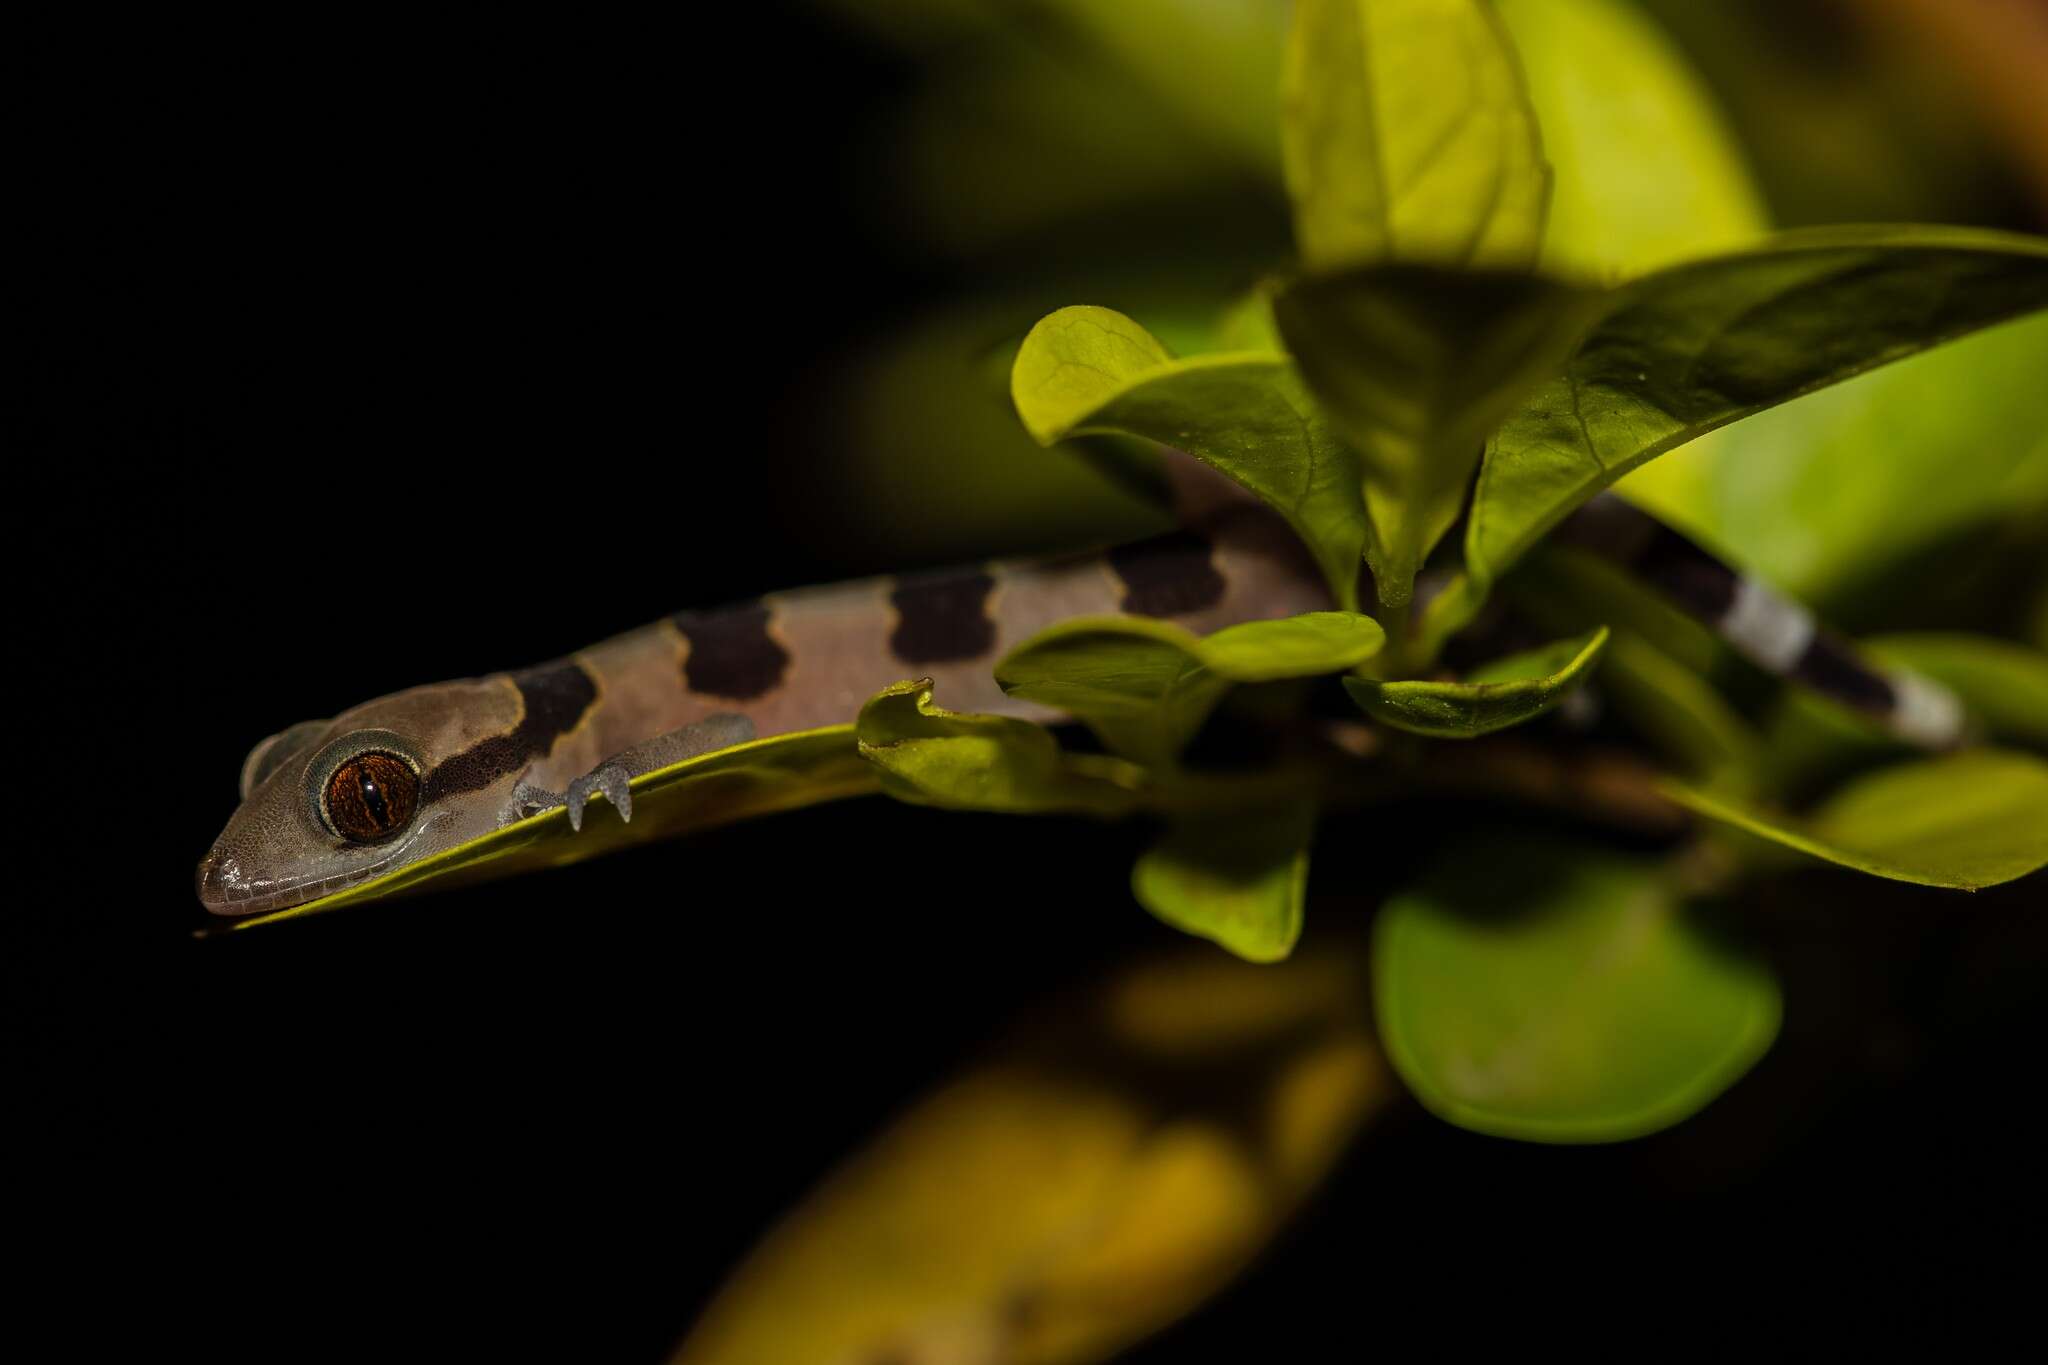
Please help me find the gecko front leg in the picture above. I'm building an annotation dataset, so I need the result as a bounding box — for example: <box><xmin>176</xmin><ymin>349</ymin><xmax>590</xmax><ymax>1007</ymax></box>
<box><xmin>536</xmin><ymin>714</ymin><xmax>757</xmax><ymax>832</ymax></box>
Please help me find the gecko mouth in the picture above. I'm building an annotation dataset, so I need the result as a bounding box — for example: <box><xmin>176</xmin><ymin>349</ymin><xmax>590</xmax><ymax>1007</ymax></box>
<box><xmin>195</xmin><ymin>836</ymin><xmax>420</xmax><ymax>917</ymax></box>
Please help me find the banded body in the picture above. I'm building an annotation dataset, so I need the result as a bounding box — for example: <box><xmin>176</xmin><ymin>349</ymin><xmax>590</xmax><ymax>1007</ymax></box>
<box><xmin>195</xmin><ymin>506</ymin><xmax>1329</xmax><ymax>917</ymax></box>
<box><xmin>553</xmin><ymin>504</ymin><xmax>1326</xmax><ymax>774</ymax></box>
<box><xmin>195</xmin><ymin>493</ymin><xmax>1958</xmax><ymax>918</ymax></box>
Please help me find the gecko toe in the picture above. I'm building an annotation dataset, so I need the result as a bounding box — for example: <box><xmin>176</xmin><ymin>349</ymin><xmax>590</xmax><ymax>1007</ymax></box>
<box><xmin>565</xmin><ymin>762</ymin><xmax>633</xmax><ymax>832</ymax></box>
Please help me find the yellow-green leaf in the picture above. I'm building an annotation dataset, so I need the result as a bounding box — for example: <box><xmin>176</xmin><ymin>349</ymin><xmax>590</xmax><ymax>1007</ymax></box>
<box><xmin>1345</xmin><ymin>627</ymin><xmax>1607</xmax><ymax>738</ymax></box>
<box><xmin>1282</xmin><ymin>0</ymin><xmax>1549</xmax><ymax>271</ymax></box>
<box><xmin>1497</xmin><ymin>0</ymin><xmax>1765</xmax><ymax>281</ymax></box>
<box><xmin>1665</xmin><ymin>749</ymin><xmax>2048</xmax><ymax>890</ymax></box>
<box><xmin>856</xmin><ymin>679</ymin><xmax>1143</xmax><ymax>815</ymax></box>
<box><xmin>996</xmin><ymin>611</ymin><xmax>1384</xmax><ymax>764</ymax></box>
<box><xmin>1011</xmin><ymin>305</ymin><xmax>1368</xmax><ymax>608</ymax></box>
<box><xmin>1275</xmin><ymin>265</ymin><xmax>1599</xmax><ymax>608</ymax></box>
<box><xmin>1374</xmin><ymin>836</ymin><xmax>1780</xmax><ymax>1143</ymax></box>
<box><xmin>1465</xmin><ymin>227</ymin><xmax>2048</xmax><ymax>592</ymax></box>
<box><xmin>1198</xmin><ymin>611</ymin><xmax>1387</xmax><ymax>681</ymax></box>
<box><xmin>1132</xmin><ymin>800</ymin><xmax>1317</xmax><ymax>963</ymax></box>
<box><xmin>1598</xmin><ymin>629</ymin><xmax>1766</xmax><ymax>795</ymax></box>
<box><xmin>1212</xmin><ymin>279</ymin><xmax>1284</xmax><ymax>352</ymax></box>
<box><xmin>1618</xmin><ymin>315</ymin><xmax>2048</xmax><ymax>617</ymax></box>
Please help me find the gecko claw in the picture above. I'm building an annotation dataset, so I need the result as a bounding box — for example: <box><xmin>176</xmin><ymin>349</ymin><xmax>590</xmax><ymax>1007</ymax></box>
<box><xmin>565</xmin><ymin>762</ymin><xmax>633</xmax><ymax>832</ymax></box>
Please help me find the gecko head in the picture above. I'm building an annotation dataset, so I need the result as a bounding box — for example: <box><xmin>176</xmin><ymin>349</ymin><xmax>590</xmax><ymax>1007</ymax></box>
<box><xmin>195</xmin><ymin>679</ymin><xmax>529</xmax><ymax>917</ymax></box>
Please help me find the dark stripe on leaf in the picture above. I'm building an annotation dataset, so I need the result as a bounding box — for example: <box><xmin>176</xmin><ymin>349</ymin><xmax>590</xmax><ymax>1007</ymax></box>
<box><xmin>1792</xmin><ymin>632</ymin><xmax>1896</xmax><ymax>714</ymax></box>
<box><xmin>889</xmin><ymin>569</ymin><xmax>996</xmax><ymax>663</ymax></box>
<box><xmin>423</xmin><ymin>662</ymin><xmax>598</xmax><ymax>801</ymax></box>
<box><xmin>1109</xmin><ymin>529</ymin><xmax>1226</xmax><ymax>617</ymax></box>
<box><xmin>674</xmin><ymin>603</ymin><xmax>790</xmax><ymax>700</ymax></box>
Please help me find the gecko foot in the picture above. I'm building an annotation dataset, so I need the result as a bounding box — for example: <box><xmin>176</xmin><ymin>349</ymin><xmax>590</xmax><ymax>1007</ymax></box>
<box><xmin>508</xmin><ymin>779</ymin><xmax>564</xmax><ymax>823</ymax></box>
<box><xmin>555</xmin><ymin>715</ymin><xmax>756</xmax><ymax>834</ymax></box>
<box><xmin>566</xmin><ymin>761</ymin><xmax>633</xmax><ymax>832</ymax></box>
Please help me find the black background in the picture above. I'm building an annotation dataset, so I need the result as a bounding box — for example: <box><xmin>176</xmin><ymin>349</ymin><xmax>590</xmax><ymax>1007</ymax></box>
<box><xmin>16</xmin><ymin>8</ymin><xmax>2045</xmax><ymax>1359</ymax></box>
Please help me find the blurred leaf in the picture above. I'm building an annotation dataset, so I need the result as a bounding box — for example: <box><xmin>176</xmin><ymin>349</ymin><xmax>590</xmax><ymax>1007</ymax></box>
<box><xmin>1666</xmin><ymin>749</ymin><xmax>2048</xmax><ymax>890</ymax></box>
<box><xmin>996</xmin><ymin>611</ymin><xmax>1384</xmax><ymax>764</ymax></box>
<box><xmin>1346</xmin><ymin>627</ymin><xmax>1607</xmax><ymax>738</ymax></box>
<box><xmin>1374</xmin><ymin>836</ymin><xmax>1781</xmax><ymax>1143</ymax></box>
<box><xmin>1039</xmin><ymin>0</ymin><xmax>1286</xmax><ymax>178</ymax></box>
<box><xmin>818</xmin><ymin>299</ymin><xmax>1182</xmax><ymax>563</ymax></box>
<box><xmin>1516</xmin><ymin>542</ymin><xmax>1728</xmax><ymax>676</ymax></box>
<box><xmin>1132</xmin><ymin>800</ymin><xmax>1317</xmax><ymax>963</ymax></box>
<box><xmin>857</xmin><ymin>679</ymin><xmax>1144</xmax><ymax>815</ymax></box>
<box><xmin>1498</xmin><ymin>544</ymin><xmax>1771</xmax><ymax>789</ymax></box>
<box><xmin>1750</xmin><ymin>685</ymin><xmax>1905</xmax><ymax>807</ymax></box>
<box><xmin>1282</xmin><ymin>0</ymin><xmax>1548</xmax><ymax>271</ymax></box>
<box><xmin>1599</xmin><ymin>629</ymin><xmax>1766</xmax><ymax>794</ymax></box>
<box><xmin>1497</xmin><ymin>0</ymin><xmax>1767</xmax><ymax>281</ymax></box>
<box><xmin>1631</xmin><ymin>0</ymin><xmax>2025</xmax><ymax>228</ymax></box>
<box><xmin>1011</xmin><ymin>305</ymin><xmax>1368</xmax><ymax>607</ymax></box>
<box><xmin>217</xmin><ymin>728</ymin><xmax>877</xmax><ymax>932</ymax></box>
<box><xmin>1868</xmin><ymin>634</ymin><xmax>2048</xmax><ymax>747</ymax></box>
<box><xmin>678</xmin><ymin>946</ymin><xmax>1388</xmax><ymax>1365</ymax></box>
<box><xmin>1465</xmin><ymin>227</ymin><xmax>2048</xmax><ymax>594</ymax></box>
<box><xmin>1619</xmin><ymin>314</ymin><xmax>2048</xmax><ymax>617</ymax></box>
<box><xmin>863</xmin><ymin>2</ymin><xmax>1285</xmax><ymax>260</ymax></box>
<box><xmin>1211</xmin><ymin>279</ymin><xmax>1284</xmax><ymax>352</ymax></box>
<box><xmin>1275</xmin><ymin>265</ymin><xmax>1598</xmax><ymax>608</ymax></box>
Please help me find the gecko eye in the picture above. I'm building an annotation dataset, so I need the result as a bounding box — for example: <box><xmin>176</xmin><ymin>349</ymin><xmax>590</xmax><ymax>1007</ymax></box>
<box><xmin>322</xmin><ymin>752</ymin><xmax>421</xmax><ymax>844</ymax></box>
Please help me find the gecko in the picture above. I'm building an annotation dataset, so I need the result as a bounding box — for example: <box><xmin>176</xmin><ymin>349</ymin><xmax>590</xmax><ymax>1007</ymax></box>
<box><xmin>195</xmin><ymin>487</ymin><xmax>1960</xmax><ymax>918</ymax></box>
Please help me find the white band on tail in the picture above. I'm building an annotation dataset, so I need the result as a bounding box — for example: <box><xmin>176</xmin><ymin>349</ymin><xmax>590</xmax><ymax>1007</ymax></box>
<box><xmin>1721</xmin><ymin>577</ymin><xmax>1816</xmax><ymax>674</ymax></box>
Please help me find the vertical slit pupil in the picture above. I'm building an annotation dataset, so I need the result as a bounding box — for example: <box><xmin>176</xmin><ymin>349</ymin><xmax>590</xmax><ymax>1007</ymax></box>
<box><xmin>327</xmin><ymin>753</ymin><xmax>418</xmax><ymax>841</ymax></box>
<box><xmin>358</xmin><ymin>769</ymin><xmax>388</xmax><ymax>824</ymax></box>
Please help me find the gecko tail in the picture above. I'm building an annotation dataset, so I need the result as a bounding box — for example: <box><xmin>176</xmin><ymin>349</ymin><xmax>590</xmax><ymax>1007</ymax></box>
<box><xmin>1554</xmin><ymin>493</ymin><xmax>1966</xmax><ymax>749</ymax></box>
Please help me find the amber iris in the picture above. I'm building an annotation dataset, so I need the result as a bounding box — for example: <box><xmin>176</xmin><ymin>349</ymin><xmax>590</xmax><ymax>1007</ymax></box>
<box><xmin>325</xmin><ymin>752</ymin><xmax>419</xmax><ymax>843</ymax></box>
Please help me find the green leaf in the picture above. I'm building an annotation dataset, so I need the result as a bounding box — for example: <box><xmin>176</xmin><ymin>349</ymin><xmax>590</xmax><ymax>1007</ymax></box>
<box><xmin>1132</xmin><ymin>800</ymin><xmax>1317</xmax><ymax>963</ymax></box>
<box><xmin>1374</xmin><ymin>836</ymin><xmax>1780</xmax><ymax>1143</ymax></box>
<box><xmin>1868</xmin><ymin>634</ymin><xmax>2048</xmax><ymax>746</ymax></box>
<box><xmin>1345</xmin><ymin>627</ymin><xmax>1607</xmax><ymax>738</ymax></box>
<box><xmin>997</xmin><ymin>619</ymin><xmax>1229</xmax><ymax>768</ymax></box>
<box><xmin>1011</xmin><ymin>305</ymin><xmax>1368</xmax><ymax>608</ymax></box>
<box><xmin>214</xmin><ymin>727</ymin><xmax>878</xmax><ymax>933</ymax></box>
<box><xmin>1465</xmin><ymin>227</ymin><xmax>2048</xmax><ymax>592</ymax></box>
<box><xmin>1496</xmin><ymin>0</ymin><xmax>1766</xmax><ymax>282</ymax></box>
<box><xmin>1199</xmin><ymin>611</ymin><xmax>1388</xmax><ymax>681</ymax></box>
<box><xmin>1037</xmin><ymin>0</ymin><xmax>1286</xmax><ymax>180</ymax></box>
<box><xmin>1514</xmin><ymin>542</ymin><xmax>1726</xmax><ymax>676</ymax></box>
<box><xmin>1275</xmin><ymin>266</ymin><xmax>1599</xmax><ymax>608</ymax></box>
<box><xmin>996</xmin><ymin>611</ymin><xmax>1384</xmax><ymax>765</ymax></box>
<box><xmin>1666</xmin><ymin>749</ymin><xmax>2048</xmax><ymax>890</ymax></box>
<box><xmin>1618</xmin><ymin>314</ymin><xmax>2048</xmax><ymax>617</ymax></box>
<box><xmin>1598</xmin><ymin>629</ymin><xmax>1766</xmax><ymax>795</ymax></box>
<box><xmin>1282</xmin><ymin>0</ymin><xmax>1549</xmax><ymax>272</ymax></box>
<box><xmin>856</xmin><ymin>679</ymin><xmax>1143</xmax><ymax>815</ymax></box>
<box><xmin>820</xmin><ymin>297</ymin><xmax>1186</xmax><ymax>566</ymax></box>
<box><xmin>1499</xmin><ymin>548</ymin><xmax>1763</xmax><ymax>789</ymax></box>
<box><xmin>1211</xmin><ymin>280</ymin><xmax>1284</xmax><ymax>352</ymax></box>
